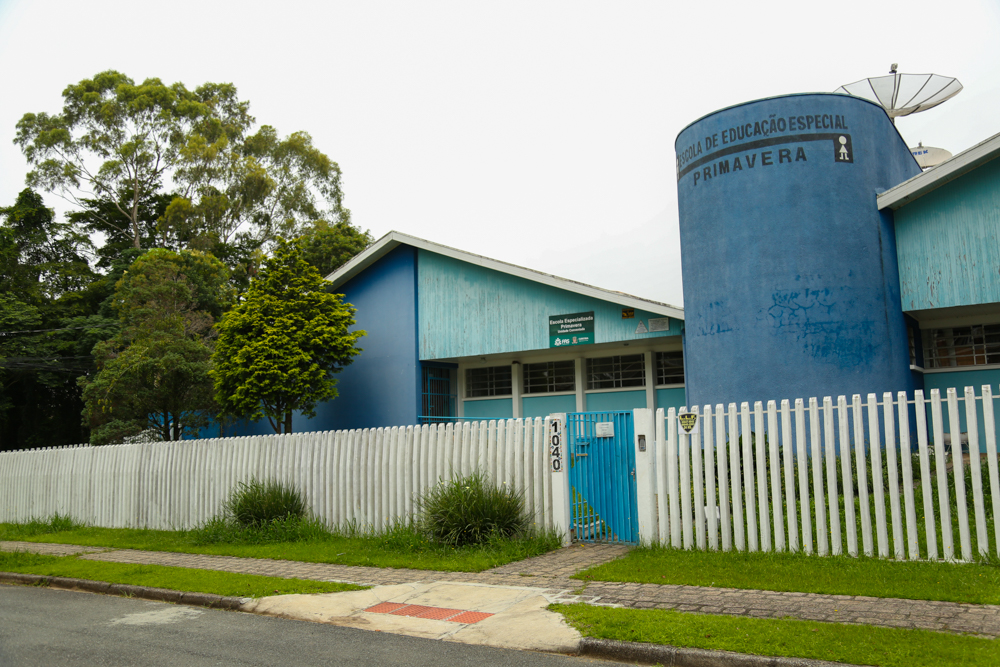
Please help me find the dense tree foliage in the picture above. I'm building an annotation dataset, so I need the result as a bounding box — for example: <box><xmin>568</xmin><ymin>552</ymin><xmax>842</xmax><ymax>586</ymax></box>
<box><xmin>2</xmin><ymin>71</ymin><xmax>373</xmax><ymax>450</ymax></box>
<box><xmin>80</xmin><ymin>250</ymin><xmax>233</xmax><ymax>444</ymax></box>
<box><xmin>0</xmin><ymin>190</ymin><xmax>109</xmax><ymax>449</ymax></box>
<box><xmin>211</xmin><ymin>241</ymin><xmax>364</xmax><ymax>434</ymax></box>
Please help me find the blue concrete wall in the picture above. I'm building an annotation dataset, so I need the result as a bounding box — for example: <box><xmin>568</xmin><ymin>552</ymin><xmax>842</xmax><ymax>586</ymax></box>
<box><xmin>895</xmin><ymin>157</ymin><xmax>1000</xmax><ymax>312</ymax></box>
<box><xmin>417</xmin><ymin>250</ymin><xmax>681</xmax><ymax>359</ymax></box>
<box><xmin>656</xmin><ymin>387</ymin><xmax>687</xmax><ymax>412</ymax></box>
<box><xmin>313</xmin><ymin>245</ymin><xmax>421</xmax><ymax>429</ymax></box>
<box><xmin>586</xmin><ymin>390</ymin><xmax>647</xmax><ymax>412</ymax></box>
<box><xmin>523</xmin><ymin>394</ymin><xmax>576</xmax><ymax>418</ymax></box>
<box><xmin>675</xmin><ymin>93</ymin><xmax>921</xmax><ymax>408</ymax></box>
<box><xmin>194</xmin><ymin>247</ymin><xmax>419</xmax><ymax>437</ymax></box>
<box><xmin>464</xmin><ymin>398</ymin><xmax>513</xmax><ymax>420</ymax></box>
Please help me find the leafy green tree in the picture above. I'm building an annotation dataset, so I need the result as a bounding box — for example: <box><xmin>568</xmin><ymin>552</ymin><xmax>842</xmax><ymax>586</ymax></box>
<box><xmin>295</xmin><ymin>219</ymin><xmax>373</xmax><ymax>277</ymax></box>
<box><xmin>16</xmin><ymin>71</ymin><xmax>351</xmax><ymax>289</ymax></box>
<box><xmin>15</xmin><ymin>72</ymin><xmax>212</xmax><ymax>250</ymax></box>
<box><xmin>211</xmin><ymin>241</ymin><xmax>364</xmax><ymax>434</ymax></box>
<box><xmin>162</xmin><ymin>126</ymin><xmax>352</xmax><ymax>289</ymax></box>
<box><xmin>0</xmin><ymin>190</ymin><xmax>102</xmax><ymax>450</ymax></box>
<box><xmin>80</xmin><ymin>249</ymin><xmax>233</xmax><ymax>443</ymax></box>
<box><xmin>0</xmin><ymin>189</ymin><xmax>93</xmax><ymax>300</ymax></box>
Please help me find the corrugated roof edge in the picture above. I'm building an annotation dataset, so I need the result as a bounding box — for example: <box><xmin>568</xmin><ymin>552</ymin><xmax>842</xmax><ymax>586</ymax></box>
<box><xmin>324</xmin><ymin>230</ymin><xmax>685</xmax><ymax>320</ymax></box>
<box><xmin>877</xmin><ymin>131</ymin><xmax>1000</xmax><ymax>210</ymax></box>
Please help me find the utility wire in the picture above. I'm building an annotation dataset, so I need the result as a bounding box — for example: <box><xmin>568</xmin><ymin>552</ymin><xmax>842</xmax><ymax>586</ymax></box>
<box><xmin>0</xmin><ymin>324</ymin><xmax>116</xmax><ymax>336</ymax></box>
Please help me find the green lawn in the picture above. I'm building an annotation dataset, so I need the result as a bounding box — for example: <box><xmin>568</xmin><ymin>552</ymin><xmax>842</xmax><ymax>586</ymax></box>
<box><xmin>0</xmin><ymin>520</ymin><xmax>560</xmax><ymax>572</ymax></box>
<box><xmin>555</xmin><ymin>604</ymin><xmax>1000</xmax><ymax>667</ymax></box>
<box><xmin>575</xmin><ymin>544</ymin><xmax>1000</xmax><ymax>605</ymax></box>
<box><xmin>0</xmin><ymin>550</ymin><xmax>363</xmax><ymax>598</ymax></box>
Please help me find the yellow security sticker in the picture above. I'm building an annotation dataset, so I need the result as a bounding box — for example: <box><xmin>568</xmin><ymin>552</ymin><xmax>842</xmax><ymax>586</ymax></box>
<box><xmin>677</xmin><ymin>412</ymin><xmax>699</xmax><ymax>435</ymax></box>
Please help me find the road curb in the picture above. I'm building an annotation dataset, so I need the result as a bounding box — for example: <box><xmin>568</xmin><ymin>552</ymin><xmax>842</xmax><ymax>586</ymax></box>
<box><xmin>0</xmin><ymin>571</ymin><xmax>247</xmax><ymax>610</ymax></box>
<box><xmin>578</xmin><ymin>637</ymin><xmax>869</xmax><ymax>667</ymax></box>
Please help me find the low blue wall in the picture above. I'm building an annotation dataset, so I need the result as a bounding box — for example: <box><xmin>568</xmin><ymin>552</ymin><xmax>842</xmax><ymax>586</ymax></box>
<box><xmin>586</xmin><ymin>390</ymin><xmax>646</xmax><ymax>412</ymax></box>
<box><xmin>656</xmin><ymin>387</ymin><xmax>687</xmax><ymax>412</ymax></box>
<box><xmin>463</xmin><ymin>398</ymin><xmax>513</xmax><ymax>420</ymax></box>
<box><xmin>523</xmin><ymin>394</ymin><xmax>576</xmax><ymax>418</ymax></box>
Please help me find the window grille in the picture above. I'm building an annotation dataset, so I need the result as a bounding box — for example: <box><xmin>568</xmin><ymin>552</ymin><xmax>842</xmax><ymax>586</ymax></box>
<box><xmin>586</xmin><ymin>354</ymin><xmax>645</xmax><ymax>390</ymax></box>
<box><xmin>523</xmin><ymin>360</ymin><xmax>575</xmax><ymax>394</ymax></box>
<box><xmin>465</xmin><ymin>365</ymin><xmax>512</xmax><ymax>397</ymax></box>
<box><xmin>655</xmin><ymin>351</ymin><xmax>685</xmax><ymax>385</ymax></box>
<box><xmin>420</xmin><ymin>367</ymin><xmax>455</xmax><ymax>424</ymax></box>
<box><xmin>923</xmin><ymin>324</ymin><xmax>1000</xmax><ymax>369</ymax></box>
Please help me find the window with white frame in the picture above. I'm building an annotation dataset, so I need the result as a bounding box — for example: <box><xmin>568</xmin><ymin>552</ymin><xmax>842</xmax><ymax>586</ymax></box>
<box><xmin>586</xmin><ymin>354</ymin><xmax>645</xmax><ymax>390</ymax></box>
<box><xmin>924</xmin><ymin>324</ymin><xmax>1000</xmax><ymax>369</ymax></box>
<box><xmin>465</xmin><ymin>365</ymin><xmax>512</xmax><ymax>397</ymax></box>
<box><xmin>655</xmin><ymin>351</ymin><xmax>684</xmax><ymax>385</ymax></box>
<box><xmin>523</xmin><ymin>360</ymin><xmax>575</xmax><ymax>394</ymax></box>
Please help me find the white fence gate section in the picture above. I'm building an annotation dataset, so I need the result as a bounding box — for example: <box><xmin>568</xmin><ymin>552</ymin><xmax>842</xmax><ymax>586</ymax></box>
<box><xmin>0</xmin><ymin>419</ymin><xmax>556</xmax><ymax>532</ymax></box>
<box><xmin>641</xmin><ymin>387</ymin><xmax>1000</xmax><ymax>561</ymax></box>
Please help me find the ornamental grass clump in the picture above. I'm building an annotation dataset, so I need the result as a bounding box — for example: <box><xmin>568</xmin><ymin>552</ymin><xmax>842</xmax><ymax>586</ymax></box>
<box><xmin>419</xmin><ymin>470</ymin><xmax>528</xmax><ymax>547</ymax></box>
<box><xmin>224</xmin><ymin>477</ymin><xmax>306</xmax><ymax>528</ymax></box>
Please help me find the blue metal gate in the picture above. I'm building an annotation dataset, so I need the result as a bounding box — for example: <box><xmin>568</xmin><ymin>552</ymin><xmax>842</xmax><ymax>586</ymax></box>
<box><xmin>567</xmin><ymin>411</ymin><xmax>638</xmax><ymax>543</ymax></box>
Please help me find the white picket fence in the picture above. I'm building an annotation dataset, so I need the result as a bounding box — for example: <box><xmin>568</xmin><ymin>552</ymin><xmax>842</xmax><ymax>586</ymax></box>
<box><xmin>647</xmin><ymin>387</ymin><xmax>1000</xmax><ymax>561</ymax></box>
<box><xmin>0</xmin><ymin>419</ymin><xmax>556</xmax><ymax>532</ymax></box>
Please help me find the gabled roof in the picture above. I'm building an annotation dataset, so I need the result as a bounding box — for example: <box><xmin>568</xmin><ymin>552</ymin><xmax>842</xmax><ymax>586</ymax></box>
<box><xmin>326</xmin><ymin>230</ymin><xmax>684</xmax><ymax>319</ymax></box>
<box><xmin>878</xmin><ymin>131</ymin><xmax>1000</xmax><ymax>210</ymax></box>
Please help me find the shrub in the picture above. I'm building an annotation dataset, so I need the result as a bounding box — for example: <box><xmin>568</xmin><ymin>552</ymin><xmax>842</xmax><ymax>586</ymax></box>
<box><xmin>224</xmin><ymin>477</ymin><xmax>306</xmax><ymax>528</ymax></box>
<box><xmin>419</xmin><ymin>470</ymin><xmax>528</xmax><ymax>547</ymax></box>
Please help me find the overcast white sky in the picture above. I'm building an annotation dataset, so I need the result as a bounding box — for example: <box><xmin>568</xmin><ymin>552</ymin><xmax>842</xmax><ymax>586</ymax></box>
<box><xmin>1</xmin><ymin>1</ymin><xmax>998</xmax><ymax>307</ymax></box>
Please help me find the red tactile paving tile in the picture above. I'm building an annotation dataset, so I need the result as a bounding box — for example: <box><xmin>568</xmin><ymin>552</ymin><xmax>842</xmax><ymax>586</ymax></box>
<box><xmin>389</xmin><ymin>604</ymin><xmax>436</xmax><ymax>617</ymax></box>
<box><xmin>413</xmin><ymin>607</ymin><xmax>464</xmax><ymax>621</ymax></box>
<box><xmin>448</xmin><ymin>611</ymin><xmax>493</xmax><ymax>624</ymax></box>
<box><xmin>364</xmin><ymin>602</ymin><xmax>407</xmax><ymax>614</ymax></box>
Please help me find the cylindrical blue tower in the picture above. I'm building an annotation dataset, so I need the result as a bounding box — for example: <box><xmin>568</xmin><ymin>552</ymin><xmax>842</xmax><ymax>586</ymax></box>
<box><xmin>676</xmin><ymin>93</ymin><xmax>921</xmax><ymax>407</ymax></box>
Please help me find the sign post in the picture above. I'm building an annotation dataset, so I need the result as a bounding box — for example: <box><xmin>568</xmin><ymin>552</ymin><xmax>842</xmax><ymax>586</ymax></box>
<box><xmin>547</xmin><ymin>413</ymin><xmax>572</xmax><ymax>546</ymax></box>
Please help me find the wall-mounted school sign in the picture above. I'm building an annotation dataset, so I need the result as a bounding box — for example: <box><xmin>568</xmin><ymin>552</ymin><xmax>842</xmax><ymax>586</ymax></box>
<box><xmin>549</xmin><ymin>311</ymin><xmax>594</xmax><ymax>348</ymax></box>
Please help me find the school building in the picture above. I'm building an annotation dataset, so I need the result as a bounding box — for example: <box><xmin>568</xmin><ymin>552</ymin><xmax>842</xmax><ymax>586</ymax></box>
<box><xmin>225</xmin><ymin>93</ymin><xmax>1000</xmax><ymax>436</ymax></box>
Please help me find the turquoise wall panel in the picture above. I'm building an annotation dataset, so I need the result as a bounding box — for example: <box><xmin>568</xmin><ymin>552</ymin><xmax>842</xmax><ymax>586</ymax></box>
<box><xmin>586</xmin><ymin>390</ymin><xmax>647</xmax><ymax>412</ymax></box>
<box><xmin>895</xmin><ymin>158</ymin><xmax>1000</xmax><ymax>311</ymax></box>
<box><xmin>656</xmin><ymin>387</ymin><xmax>687</xmax><ymax>412</ymax></box>
<box><xmin>417</xmin><ymin>250</ymin><xmax>681</xmax><ymax>359</ymax></box>
<box><xmin>920</xmin><ymin>369</ymin><xmax>1000</xmax><ymax>452</ymax></box>
<box><xmin>463</xmin><ymin>398</ymin><xmax>513</xmax><ymax>420</ymax></box>
<box><xmin>523</xmin><ymin>394</ymin><xmax>576</xmax><ymax>418</ymax></box>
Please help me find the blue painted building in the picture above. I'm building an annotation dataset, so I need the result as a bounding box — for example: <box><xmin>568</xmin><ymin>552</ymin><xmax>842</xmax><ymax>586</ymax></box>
<box><xmin>257</xmin><ymin>232</ymin><xmax>687</xmax><ymax>432</ymax></box>
<box><xmin>674</xmin><ymin>88</ymin><xmax>1000</xmax><ymax>420</ymax></box>
<box><xmin>878</xmin><ymin>131</ymin><xmax>1000</xmax><ymax>431</ymax></box>
<box><xmin>676</xmin><ymin>93</ymin><xmax>921</xmax><ymax>408</ymax></box>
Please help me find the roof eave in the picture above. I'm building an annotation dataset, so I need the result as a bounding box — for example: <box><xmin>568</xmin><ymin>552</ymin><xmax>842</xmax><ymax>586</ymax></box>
<box><xmin>325</xmin><ymin>231</ymin><xmax>685</xmax><ymax>320</ymax></box>
<box><xmin>878</xmin><ymin>131</ymin><xmax>1000</xmax><ymax>211</ymax></box>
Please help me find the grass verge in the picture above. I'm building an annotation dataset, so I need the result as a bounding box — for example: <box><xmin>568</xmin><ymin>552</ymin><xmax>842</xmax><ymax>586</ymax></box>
<box><xmin>0</xmin><ymin>550</ymin><xmax>363</xmax><ymax>598</ymax></box>
<box><xmin>554</xmin><ymin>603</ymin><xmax>1000</xmax><ymax>667</ymax></box>
<box><xmin>574</xmin><ymin>544</ymin><xmax>1000</xmax><ymax>605</ymax></box>
<box><xmin>0</xmin><ymin>517</ymin><xmax>561</xmax><ymax>573</ymax></box>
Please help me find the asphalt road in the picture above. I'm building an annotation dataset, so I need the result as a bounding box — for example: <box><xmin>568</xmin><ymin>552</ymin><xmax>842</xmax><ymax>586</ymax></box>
<box><xmin>0</xmin><ymin>584</ymin><xmax>624</xmax><ymax>667</ymax></box>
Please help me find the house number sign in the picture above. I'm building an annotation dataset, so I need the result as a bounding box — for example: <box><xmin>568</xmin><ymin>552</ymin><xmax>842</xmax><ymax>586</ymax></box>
<box><xmin>548</xmin><ymin>418</ymin><xmax>564</xmax><ymax>472</ymax></box>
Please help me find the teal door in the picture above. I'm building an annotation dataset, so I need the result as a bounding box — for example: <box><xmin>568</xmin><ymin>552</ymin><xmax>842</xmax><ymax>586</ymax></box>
<box><xmin>567</xmin><ymin>411</ymin><xmax>638</xmax><ymax>543</ymax></box>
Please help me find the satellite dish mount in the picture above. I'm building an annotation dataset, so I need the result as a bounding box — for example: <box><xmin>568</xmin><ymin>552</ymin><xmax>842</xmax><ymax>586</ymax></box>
<box><xmin>835</xmin><ymin>64</ymin><xmax>963</xmax><ymax>123</ymax></box>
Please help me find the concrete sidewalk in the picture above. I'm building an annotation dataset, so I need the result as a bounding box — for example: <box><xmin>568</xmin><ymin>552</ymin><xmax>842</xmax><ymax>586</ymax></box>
<box><xmin>4</xmin><ymin>539</ymin><xmax>1000</xmax><ymax>639</ymax></box>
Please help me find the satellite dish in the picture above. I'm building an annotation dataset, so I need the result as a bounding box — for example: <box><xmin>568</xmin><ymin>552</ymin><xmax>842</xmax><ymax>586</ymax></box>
<box><xmin>910</xmin><ymin>142</ymin><xmax>953</xmax><ymax>169</ymax></box>
<box><xmin>835</xmin><ymin>66</ymin><xmax>963</xmax><ymax>119</ymax></box>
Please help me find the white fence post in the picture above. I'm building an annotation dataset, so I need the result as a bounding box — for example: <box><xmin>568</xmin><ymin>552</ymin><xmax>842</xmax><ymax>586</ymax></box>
<box><xmin>633</xmin><ymin>408</ymin><xmax>656</xmax><ymax>544</ymax></box>
<box><xmin>546</xmin><ymin>413</ymin><xmax>572</xmax><ymax>547</ymax></box>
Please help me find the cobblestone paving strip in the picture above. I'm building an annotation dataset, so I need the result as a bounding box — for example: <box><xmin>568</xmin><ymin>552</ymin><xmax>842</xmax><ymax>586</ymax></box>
<box><xmin>5</xmin><ymin>540</ymin><xmax>1000</xmax><ymax>637</ymax></box>
<box><xmin>0</xmin><ymin>540</ymin><xmax>111</xmax><ymax>556</ymax></box>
